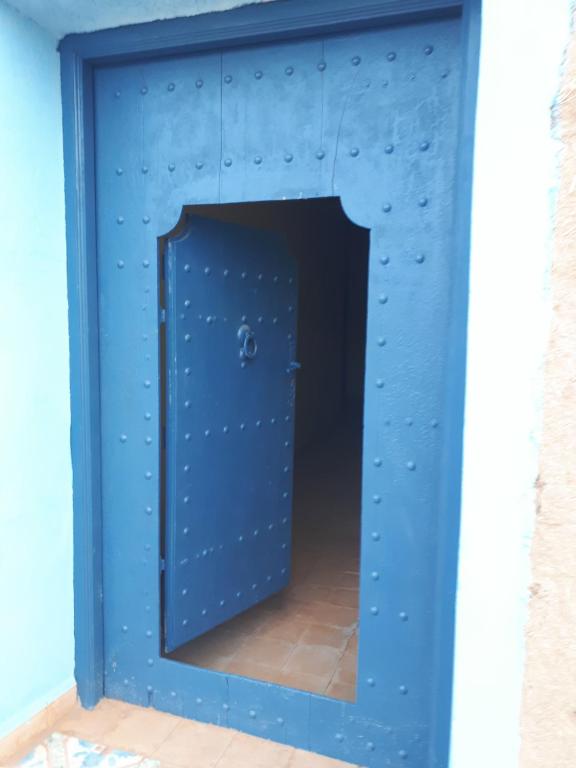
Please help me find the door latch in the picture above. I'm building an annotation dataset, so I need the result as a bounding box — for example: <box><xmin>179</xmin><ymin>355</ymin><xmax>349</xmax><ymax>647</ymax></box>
<box><xmin>237</xmin><ymin>324</ymin><xmax>258</xmax><ymax>361</ymax></box>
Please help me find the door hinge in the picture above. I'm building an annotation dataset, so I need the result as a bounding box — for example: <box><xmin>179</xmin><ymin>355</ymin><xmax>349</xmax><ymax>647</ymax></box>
<box><xmin>287</xmin><ymin>361</ymin><xmax>301</xmax><ymax>373</ymax></box>
<box><xmin>159</xmin><ymin>307</ymin><xmax>166</xmax><ymax>324</ymax></box>
<box><xmin>160</xmin><ymin>557</ymin><xmax>166</xmax><ymax>573</ymax></box>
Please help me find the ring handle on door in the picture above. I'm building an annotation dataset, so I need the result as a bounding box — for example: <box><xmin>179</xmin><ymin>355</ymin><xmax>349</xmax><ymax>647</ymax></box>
<box><xmin>237</xmin><ymin>324</ymin><xmax>257</xmax><ymax>360</ymax></box>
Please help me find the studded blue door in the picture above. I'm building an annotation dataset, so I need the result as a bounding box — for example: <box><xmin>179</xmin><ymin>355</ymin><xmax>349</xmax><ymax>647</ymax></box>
<box><xmin>164</xmin><ymin>215</ymin><xmax>297</xmax><ymax>651</ymax></box>
<box><xmin>92</xmin><ymin>10</ymin><xmax>466</xmax><ymax>765</ymax></box>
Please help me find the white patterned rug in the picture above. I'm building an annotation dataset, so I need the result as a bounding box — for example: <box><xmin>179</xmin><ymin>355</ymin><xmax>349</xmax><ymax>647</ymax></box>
<box><xmin>17</xmin><ymin>733</ymin><xmax>159</xmax><ymax>768</ymax></box>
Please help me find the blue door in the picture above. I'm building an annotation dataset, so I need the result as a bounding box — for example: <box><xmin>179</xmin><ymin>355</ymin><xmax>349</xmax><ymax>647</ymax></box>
<box><xmin>164</xmin><ymin>215</ymin><xmax>298</xmax><ymax>652</ymax></box>
<box><xmin>90</xmin><ymin>9</ymin><xmax>468</xmax><ymax>763</ymax></box>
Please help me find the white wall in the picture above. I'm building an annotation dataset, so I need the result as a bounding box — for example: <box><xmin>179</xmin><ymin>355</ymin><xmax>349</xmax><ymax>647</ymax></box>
<box><xmin>450</xmin><ymin>2</ymin><xmax>571</xmax><ymax>766</ymax></box>
<box><xmin>2</xmin><ymin>0</ymin><xmax>268</xmax><ymax>39</ymax></box>
<box><xmin>0</xmin><ymin>0</ymin><xmax>74</xmax><ymax>739</ymax></box>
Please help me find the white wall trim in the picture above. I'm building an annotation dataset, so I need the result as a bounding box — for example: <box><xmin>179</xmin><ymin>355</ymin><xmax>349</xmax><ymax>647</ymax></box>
<box><xmin>450</xmin><ymin>2</ymin><xmax>572</xmax><ymax>766</ymax></box>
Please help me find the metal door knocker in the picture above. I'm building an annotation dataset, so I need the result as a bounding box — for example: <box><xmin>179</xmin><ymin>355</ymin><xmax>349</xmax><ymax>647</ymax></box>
<box><xmin>237</xmin><ymin>323</ymin><xmax>257</xmax><ymax>360</ymax></box>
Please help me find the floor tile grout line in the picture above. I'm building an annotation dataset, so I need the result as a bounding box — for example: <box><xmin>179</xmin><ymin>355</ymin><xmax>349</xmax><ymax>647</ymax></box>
<box><xmin>150</xmin><ymin>718</ymin><xmax>235</xmax><ymax>767</ymax></box>
<box><xmin>212</xmin><ymin>737</ymin><xmax>232</xmax><ymax>768</ymax></box>
<box><xmin>324</xmin><ymin>628</ymin><xmax>359</xmax><ymax>696</ymax></box>
<box><xmin>323</xmin><ymin>642</ymin><xmax>349</xmax><ymax>694</ymax></box>
<box><xmin>139</xmin><ymin>713</ymin><xmax>181</xmax><ymax>759</ymax></box>
<box><xmin>278</xmin><ymin>637</ymin><xmax>300</xmax><ymax>674</ymax></box>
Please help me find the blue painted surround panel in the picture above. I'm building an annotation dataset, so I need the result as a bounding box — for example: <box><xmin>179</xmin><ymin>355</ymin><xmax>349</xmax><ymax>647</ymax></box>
<box><xmin>95</xmin><ymin>17</ymin><xmax>461</xmax><ymax>767</ymax></box>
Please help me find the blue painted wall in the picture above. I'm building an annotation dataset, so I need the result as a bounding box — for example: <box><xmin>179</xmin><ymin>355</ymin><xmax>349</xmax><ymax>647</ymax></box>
<box><xmin>0</xmin><ymin>0</ymin><xmax>74</xmax><ymax>739</ymax></box>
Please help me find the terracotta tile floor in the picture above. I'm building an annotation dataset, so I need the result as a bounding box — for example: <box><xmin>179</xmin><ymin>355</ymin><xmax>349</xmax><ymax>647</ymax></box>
<box><xmin>169</xmin><ymin>428</ymin><xmax>361</xmax><ymax>702</ymax></box>
<box><xmin>3</xmin><ymin>698</ymin><xmax>363</xmax><ymax>767</ymax></box>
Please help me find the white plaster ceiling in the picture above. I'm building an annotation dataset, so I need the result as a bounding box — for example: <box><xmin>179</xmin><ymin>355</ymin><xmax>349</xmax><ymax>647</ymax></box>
<box><xmin>6</xmin><ymin>0</ymin><xmax>268</xmax><ymax>40</ymax></box>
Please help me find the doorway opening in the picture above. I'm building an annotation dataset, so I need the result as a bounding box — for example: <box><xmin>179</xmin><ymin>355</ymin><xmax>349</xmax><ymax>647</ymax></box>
<box><xmin>162</xmin><ymin>198</ymin><xmax>369</xmax><ymax>702</ymax></box>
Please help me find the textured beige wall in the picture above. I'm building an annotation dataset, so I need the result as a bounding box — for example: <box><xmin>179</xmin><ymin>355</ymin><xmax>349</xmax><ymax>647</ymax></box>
<box><xmin>519</xmin><ymin>16</ymin><xmax>576</xmax><ymax>768</ymax></box>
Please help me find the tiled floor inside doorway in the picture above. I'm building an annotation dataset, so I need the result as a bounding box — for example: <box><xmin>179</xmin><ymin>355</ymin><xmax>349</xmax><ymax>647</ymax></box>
<box><xmin>168</xmin><ymin>428</ymin><xmax>361</xmax><ymax>702</ymax></box>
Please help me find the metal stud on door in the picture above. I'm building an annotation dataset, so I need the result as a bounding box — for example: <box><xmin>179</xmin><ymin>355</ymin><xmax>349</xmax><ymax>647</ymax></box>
<box><xmin>163</xmin><ymin>215</ymin><xmax>298</xmax><ymax>652</ymax></box>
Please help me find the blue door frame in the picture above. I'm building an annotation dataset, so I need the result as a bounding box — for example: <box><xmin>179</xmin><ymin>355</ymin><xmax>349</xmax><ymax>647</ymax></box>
<box><xmin>59</xmin><ymin>1</ymin><xmax>481</xmax><ymax>765</ymax></box>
